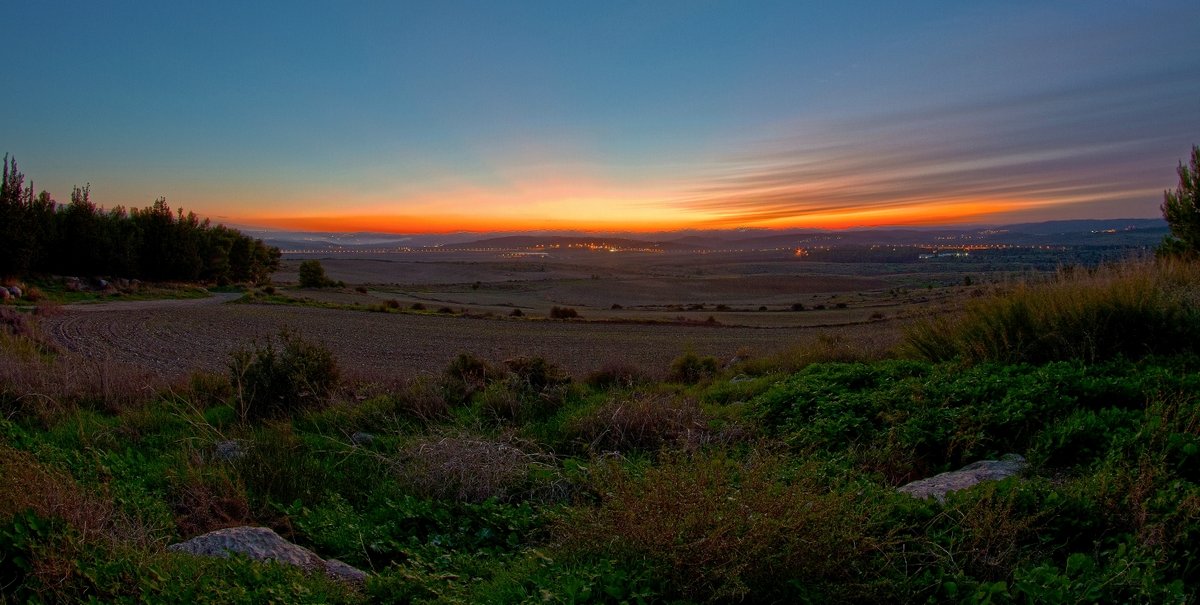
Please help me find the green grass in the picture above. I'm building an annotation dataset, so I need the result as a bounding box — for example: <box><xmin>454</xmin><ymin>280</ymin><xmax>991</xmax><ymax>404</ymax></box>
<box><xmin>2</xmin><ymin>261</ymin><xmax>1200</xmax><ymax>602</ymax></box>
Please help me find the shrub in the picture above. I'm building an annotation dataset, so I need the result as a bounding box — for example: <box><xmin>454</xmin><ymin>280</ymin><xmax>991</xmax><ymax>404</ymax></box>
<box><xmin>396</xmin><ymin>435</ymin><xmax>554</xmax><ymax>503</ymax></box>
<box><xmin>669</xmin><ymin>351</ymin><xmax>720</xmax><ymax>384</ymax></box>
<box><xmin>568</xmin><ymin>393</ymin><xmax>707</xmax><ymax>453</ymax></box>
<box><xmin>791</xmin><ymin>303</ymin><xmax>806</xmax><ymax>311</ymax></box>
<box><xmin>904</xmin><ymin>260</ymin><xmax>1200</xmax><ymax>364</ymax></box>
<box><xmin>549</xmin><ymin>306</ymin><xmax>579</xmax><ymax>319</ymax></box>
<box><xmin>584</xmin><ymin>362</ymin><xmax>647</xmax><ymax>389</ymax></box>
<box><xmin>262</xmin><ymin>285</ymin><xmax>276</xmax><ymax>295</ymax></box>
<box><xmin>228</xmin><ymin>331</ymin><xmax>340</xmax><ymax>421</ymax></box>
<box><xmin>509</xmin><ymin>308</ymin><xmax>524</xmax><ymax>317</ymax></box>
<box><xmin>505</xmin><ymin>356</ymin><xmax>570</xmax><ymax>393</ymax></box>
<box><xmin>355</xmin><ymin>285</ymin><xmax>368</xmax><ymax>294</ymax></box>
<box><xmin>442</xmin><ymin>352</ymin><xmax>502</xmax><ymax>403</ymax></box>
<box><xmin>383</xmin><ymin>298</ymin><xmax>400</xmax><ymax>309</ymax></box>
<box><xmin>297</xmin><ymin>259</ymin><xmax>332</xmax><ymax>288</ymax></box>
<box><xmin>411</xmin><ymin>302</ymin><xmax>426</xmax><ymax>311</ymax></box>
<box><xmin>437</xmin><ymin>306</ymin><xmax>454</xmax><ymax>314</ymax></box>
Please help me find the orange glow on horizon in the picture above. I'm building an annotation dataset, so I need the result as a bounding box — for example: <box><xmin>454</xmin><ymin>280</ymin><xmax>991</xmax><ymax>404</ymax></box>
<box><xmin>234</xmin><ymin>196</ymin><xmax>1061</xmax><ymax>234</ymax></box>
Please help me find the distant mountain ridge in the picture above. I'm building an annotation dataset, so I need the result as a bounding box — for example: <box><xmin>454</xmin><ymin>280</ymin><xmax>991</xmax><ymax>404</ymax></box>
<box><xmin>258</xmin><ymin>218</ymin><xmax>1168</xmax><ymax>252</ymax></box>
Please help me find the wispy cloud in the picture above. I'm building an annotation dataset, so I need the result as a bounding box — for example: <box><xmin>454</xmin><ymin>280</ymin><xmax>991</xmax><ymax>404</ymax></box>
<box><xmin>674</xmin><ymin>70</ymin><xmax>1199</xmax><ymax>227</ymax></box>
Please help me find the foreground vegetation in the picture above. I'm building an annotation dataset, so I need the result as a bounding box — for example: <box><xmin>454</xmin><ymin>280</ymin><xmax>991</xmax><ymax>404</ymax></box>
<box><xmin>1</xmin><ymin>259</ymin><xmax>1198</xmax><ymax>603</ymax></box>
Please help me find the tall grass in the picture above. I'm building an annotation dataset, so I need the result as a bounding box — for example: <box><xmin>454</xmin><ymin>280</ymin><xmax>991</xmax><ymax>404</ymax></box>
<box><xmin>905</xmin><ymin>259</ymin><xmax>1200</xmax><ymax>363</ymax></box>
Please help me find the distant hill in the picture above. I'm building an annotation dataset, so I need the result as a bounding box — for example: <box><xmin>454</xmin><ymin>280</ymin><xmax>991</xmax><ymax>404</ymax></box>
<box><xmin>260</xmin><ymin>218</ymin><xmax>1170</xmax><ymax>253</ymax></box>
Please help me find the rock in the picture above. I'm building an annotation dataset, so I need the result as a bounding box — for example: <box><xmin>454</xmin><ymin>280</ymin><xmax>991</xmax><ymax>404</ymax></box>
<box><xmin>8</xmin><ymin>286</ymin><xmax>21</xmax><ymax>298</ymax></box>
<box><xmin>324</xmin><ymin>558</ymin><xmax>368</xmax><ymax>583</ymax></box>
<box><xmin>350</xmin><ymin>431</ymin><xmax>375</xmax><ymax>446</ymax></box>
<box><xmin>214</xmin><ymin>440</ymin><xmax>244</xmax><ymax>461</ymax></box>
<box><xmin>168</xmin><ymin>527</ymin><xmax>367</xmax><ymax>584</ymax></box>
<box><xmin>0</xmin><ymin>288</ymin><xmax>9</xmax><ymax>301</ymax></box>
<box><xmin>117</xmin><ymin>278</ymin><xmax>130</xmax><ymax>288</ymax></box>
<box><xmin>97</xmin><ymin>278</ymin><xmax>109</xmax><ymax>289</ymax></box>
<box><xmin>898</xmin><ymin>454</ymin><xmax>1026</xmax><ymax>502</ymax></box>
<box><xmin>729</xmin><ymin>374</ymin><xmax>753</xmax><ymax>383</ymax></box>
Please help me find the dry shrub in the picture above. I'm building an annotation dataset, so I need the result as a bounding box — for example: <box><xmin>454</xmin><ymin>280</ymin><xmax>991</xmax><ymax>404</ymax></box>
<box><xmin>396</xmin><ymin>434</ymin><xmax>557</xmax><ymax>503</ymax></box>
<box><xmin>558</xmin><ymin>453</ymin><xmax>871</xmax><ymax>601</ymax></box>
<box><xmin>32</xmin><ymin>299</ymin><xmax>62</xmax><ymax>318</ymax></box>
<box><xmin>187</xmin><ymin>371</ymin><xmax>233</xmax><ymax>409</ymax></box>
<box><xmin>584</xmin><ymin>362</ymin><xmax>647</xmax><ymax>390</ymax></box>
<box><xmin>569</xmin><ymin>393</ymin><xmax>707</xmax><ymax>453</ymax></box>
<box><xmin>549</xmin><ymin>306</ymin><xmax>579</xmax><ymax>319</ymax></box>
<box><xmin>168</xmin><ymin>455</ymin><xmax>251</xmax><ymax>537</ymax></box>
<box><xmin>0</xmin><ymin>445</ymin><xmax>157</xmax><ymax>547</ymax></box>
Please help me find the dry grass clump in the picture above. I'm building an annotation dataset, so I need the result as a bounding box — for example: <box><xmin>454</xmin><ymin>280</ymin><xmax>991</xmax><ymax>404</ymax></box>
<box><xmin>569</xmin><ymin>393</ymin><xmax>707</xmax><ymax>453</ymax></box>
<box><xmin>584</xmin><ymin>362</ymin><xmax>649</xmax><ymax>390</ymax></box>
<box><xmin>905</xmin><ymin>259</ymin><xmax>1200</xmax><ymax>363</ymax></box>
<box><xmin>167</xmin><ymin>455</ymin><xmax>251</xmax><ymax>537</ymax></box>
<box><xmin>736</xmin><ymin>332</ymin><xmax>884</xmax><ymax>376</ymax></box>
<box><xmin>395</xmin><ymin>434</ymin><xmax>558</xmax><ymax>503</ymax></box>
<box><xmin>558</xmin><ymin>453</ymin><xmax>873</xmax><ymax>602</ymax></box>
<box><xmin>0</xmin><ymin>354</ymin><xmax>164</xmax><ymax>424</ymax></box>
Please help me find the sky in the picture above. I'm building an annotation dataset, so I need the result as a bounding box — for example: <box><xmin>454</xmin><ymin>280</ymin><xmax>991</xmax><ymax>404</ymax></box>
<box><xmin>4</xmin><ymin>1</ymin><xmax>1199</xmax><ymax>233</ymax></box>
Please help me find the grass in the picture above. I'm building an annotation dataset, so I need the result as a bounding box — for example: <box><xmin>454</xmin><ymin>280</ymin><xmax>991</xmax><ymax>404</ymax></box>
<box><xmin>1</xmin><ymin>259</ymin><xmax>1199</xmax><ymax>602</ymax></box>
<box><xmin>904</xmin><ymin>259</ymin><xmax>1200</xmax><ymax>364</ymax></box>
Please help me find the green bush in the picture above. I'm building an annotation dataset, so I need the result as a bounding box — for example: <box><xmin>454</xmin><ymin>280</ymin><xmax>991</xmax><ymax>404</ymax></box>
<box><xmin>229</xmin><ymin>331</ymin><xmax>340</xmax><ymax>421</ymax></box>
<box><xmin>669</xmin><ymin>351</ymin><xmax>720</xmax><ymax>384</ymax></box>
<box><xmin>297</xmin><ymin>259</ymin><xmax>336</xmax><ymax>288</ymax></box>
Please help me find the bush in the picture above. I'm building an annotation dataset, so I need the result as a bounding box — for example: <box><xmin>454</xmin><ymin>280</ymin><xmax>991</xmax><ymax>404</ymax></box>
<box><xmin>549</xmin><ymin>306</ymin><xmax>579</xmax><ymax>319</ymax></box>
<box><xmin>297</xmin><ymin>260</ymin><xmax>333</xmax><ymax>288</ymax></box>
<box><xmin>396</xmin><ymin>435</ymin><xmax>553</xmax><ymax>503</ymax></box>
<box><xmin>904</xmin><ymin>260</ymin><xmax>1200</xmax><ymax>364</ymax></box>
<box><xmin>669</xmin><ymin>352</ymin><xmax>720</xmax><ymax>384</ymax></box>
<box><xmin>568</xmin><ymin>393</ymin><xmax>707</xmax><ymax>453</ymax></box>
<box><xmin>505</xmin><ymin>356</ymin><xmax>570</xmax><ymax>393</ymax></box>
<box><xmin>228</xmin><ymin>331</ymin><xmax>340</xmax><ymax>421</ymax></box>
<box><xmin>584</xmin><ymin>362</ymin><xmax>647</xmax><ymax>390</ymax></box>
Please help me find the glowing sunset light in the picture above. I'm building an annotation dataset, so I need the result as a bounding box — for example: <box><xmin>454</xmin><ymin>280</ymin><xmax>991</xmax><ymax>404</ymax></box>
<box><xmin>3</xmin><ymin>2</ymin><xmax>1196</xmax><ymax>233</ymax></box>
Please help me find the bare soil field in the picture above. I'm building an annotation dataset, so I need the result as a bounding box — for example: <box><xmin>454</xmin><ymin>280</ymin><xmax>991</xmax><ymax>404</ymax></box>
<box><xmin>37</xmin><ymin>251</ymin><xmax>989</xmax><ymax>379</ymax></box>
<box><xmin>40</xmin><ymin>297</ymin><xmax>904</xmax><ymax>381</ymax></box>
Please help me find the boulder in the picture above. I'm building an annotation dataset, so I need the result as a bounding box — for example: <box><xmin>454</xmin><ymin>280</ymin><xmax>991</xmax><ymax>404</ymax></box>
<box><xmin>898</xmin><ymin>454</ymin><xmax>1026</xmax><ymax>502</ymax></box>
<box><xmin>729</xmin><ymin>374</ymin><xmax>753</xmax><ymax>384</ymax></box>
<box><xmin>168</xmin><ymin>527</ymin><xmax>367</xmax><ymax>584</ymax></box>
<box><xmin>350</xmin><ymin>431</ymin><xmax>375</xmax><ymax>446</ymax></box>
<box><xmin>7</xmin><ymin>286</ymin><xmax>21</xmax><ymax>298</ymax></box>
<box><xmin>97</xmin><ymin>279</ymin><xmax>109</xmax><ymax>289</ymax></box>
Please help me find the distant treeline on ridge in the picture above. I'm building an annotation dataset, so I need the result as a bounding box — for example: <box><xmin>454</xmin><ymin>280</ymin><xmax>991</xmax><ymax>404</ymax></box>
<box><xmin>0</xmin><ymin>155</ymin><xmax>280</xmax><ymax>283</ymax></box>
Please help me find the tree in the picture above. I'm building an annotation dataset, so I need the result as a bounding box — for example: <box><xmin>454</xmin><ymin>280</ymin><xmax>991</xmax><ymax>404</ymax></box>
<box><xmin>298</xmin><ymin>259</ymin><xmax>330</xmax><ymax>288</ymax></box>
<box><xmin>1160</xmin><ymin>145</ymin><xmax>1200</xmax><ymax>257</ymax></box>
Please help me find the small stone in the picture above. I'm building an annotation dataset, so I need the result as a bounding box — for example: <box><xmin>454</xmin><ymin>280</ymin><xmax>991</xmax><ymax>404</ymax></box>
<box><xmin>351</xmin><ymin>431</ymin><xmax>375</xmax><ymax>446</ymax></box>
<box><xmin>214</xmin><ymin>440</ymin><xmax>244</xmax><ymax>461</ymax></box>
<box><xmin>729</xmin><ymin>374</ymin><xmax>753</xmax><ymax>383</ymax></box>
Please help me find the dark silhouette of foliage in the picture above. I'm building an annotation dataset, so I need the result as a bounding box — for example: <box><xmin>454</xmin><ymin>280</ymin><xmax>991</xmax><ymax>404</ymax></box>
<box><xmin>1160</xmin><ymin>145</ymin><xmax>1200</xmax><ymax>257</ymax></box>
<box><xmin>0</xmin><ymin>154</ymin><xmax>280</xmax><ymax>282</ymax></box>
<box><xmin>228</xmin><ymin>331</ymin><xmax>340</xmax><ymax>422</ymax></box>
<box><xmin>297</xmin><ymin>260</ymin><xmax>333</xmax><ymax>288</ymax></box>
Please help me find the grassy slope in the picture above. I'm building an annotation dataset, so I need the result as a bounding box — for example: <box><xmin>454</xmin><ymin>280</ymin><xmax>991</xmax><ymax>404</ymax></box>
<box><xmin>0</xmin><ymin>260</ymin><xmax>1197</xmax><ymax>604</ymax></box>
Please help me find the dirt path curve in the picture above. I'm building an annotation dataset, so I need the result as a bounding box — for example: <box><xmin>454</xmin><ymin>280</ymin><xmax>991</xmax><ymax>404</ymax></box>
<box><xmin>59</xmin><ymin>292</ymin><xmax>244</xmax><ymax>312</ymax></box>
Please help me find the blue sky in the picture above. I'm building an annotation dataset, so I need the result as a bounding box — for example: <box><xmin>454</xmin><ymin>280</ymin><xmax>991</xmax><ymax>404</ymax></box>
<box><xmin>4</xmin><ymin>1</ymin><xmax>1198</xmax><ymax>231</ymax></box>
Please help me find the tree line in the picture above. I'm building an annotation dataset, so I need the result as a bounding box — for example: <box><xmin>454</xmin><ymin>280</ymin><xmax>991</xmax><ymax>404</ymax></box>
<box><xmin>0</xmin><ymin>155</ymin><xmax>280</xmax><ymax>283</ymax></box>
